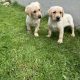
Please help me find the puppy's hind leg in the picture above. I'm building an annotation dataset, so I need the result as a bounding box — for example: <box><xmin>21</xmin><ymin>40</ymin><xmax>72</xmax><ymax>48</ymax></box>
<box><xmin>71</xmin><ymin>24</ymin><xmax>75</xmax><ymax>37</ymax></box>
<box><xmin>68</xmin><ymin>16</ymin><xmax>75</xmax><ymax>37</ymax></box>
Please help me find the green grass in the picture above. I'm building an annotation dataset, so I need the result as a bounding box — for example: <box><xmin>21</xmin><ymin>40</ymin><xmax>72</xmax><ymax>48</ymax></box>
<box><xmin>0</xmin><ymin>3</ymin><xmax>80</xmax><ymax>80</ymax></box>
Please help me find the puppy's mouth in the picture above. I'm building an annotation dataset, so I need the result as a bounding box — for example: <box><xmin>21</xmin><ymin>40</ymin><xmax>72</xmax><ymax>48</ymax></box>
<box><xmin>32</xmin><ymin>15</ymin><xmax>41</xmax><ymax>19</ymax></box>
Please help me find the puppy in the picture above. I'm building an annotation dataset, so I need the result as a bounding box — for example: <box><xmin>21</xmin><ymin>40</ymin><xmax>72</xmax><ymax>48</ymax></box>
<box><xmin>47</xmin><ymin>6</ymin><xmax>75</xmax><ymax>43</ymax></box>
<box><xmin>25</xmin><ymin>2</ymin><xmax>42</xmax><ymax>37</ymax></box>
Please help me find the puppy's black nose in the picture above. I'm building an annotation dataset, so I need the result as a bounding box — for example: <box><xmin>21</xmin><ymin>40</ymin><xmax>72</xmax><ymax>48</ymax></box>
<box><xmin>38</xmin><ymin>15</ymin><xmax>41</xmax><ymax>18</ymax></box>
<box><xmin>56</xmin><ymin>16</ymin><xmax>60</xmax><ymax>21</ymax></box>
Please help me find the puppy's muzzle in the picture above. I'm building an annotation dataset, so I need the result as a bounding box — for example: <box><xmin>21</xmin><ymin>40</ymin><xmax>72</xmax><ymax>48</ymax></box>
<box><xmin>38</xmin><ymin>15</ymin><xmax>41</xmax><ymax>19</ymax></box>
<box><xmin>56</xmin><ymin>16</ymin><xmax>60</xmax><ymax>21</ymax></box>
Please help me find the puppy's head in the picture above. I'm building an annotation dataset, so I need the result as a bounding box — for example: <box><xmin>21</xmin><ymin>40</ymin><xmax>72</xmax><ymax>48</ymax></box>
<box><xmin>25</xmin><ymin>2</ymin><xmax>42</xmax><ymax>19</ymax></box>
<box><xmin>48</xmin><ymin>6</ymin><xmax>64</xmax><ymax>21</ymax></box>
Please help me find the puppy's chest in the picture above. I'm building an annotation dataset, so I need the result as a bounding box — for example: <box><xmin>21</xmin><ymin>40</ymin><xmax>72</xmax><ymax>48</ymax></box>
<box><xmin>30</xmin><ymin>20</ymin><xmax>39</xmax><ymax>26</ymax></box>
<box><xmin>50</xmin><ymin>23</ymin><xmax>58</xmax><ymax>31</ymax></box>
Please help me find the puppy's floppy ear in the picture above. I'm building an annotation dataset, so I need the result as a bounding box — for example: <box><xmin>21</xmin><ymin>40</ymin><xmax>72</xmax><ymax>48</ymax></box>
<box><xmin>25</xmin><ymin>5</ymin><xmax>32</xmax><ymax>16</ymax></box>
<box><xmin>48</xmin><ymin>8</ymin><xmax>52</xmax><ymax>16</ymax></box>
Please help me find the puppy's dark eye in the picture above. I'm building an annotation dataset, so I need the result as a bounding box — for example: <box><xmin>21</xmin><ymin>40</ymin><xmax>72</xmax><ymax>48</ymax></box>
<box><xmin>60</xmin><ymin>12</ymin><xmax>62</xmax><ymax>14</ymax></box>
<box><xmin>33</xmin><ymin>10</ymin><xmax>36</xmax><ymax>13</ymax></box>
<box><xmin>53</xmin><ymin>11</ymin><xmax>56</xmax><ymax>14</ymax></box>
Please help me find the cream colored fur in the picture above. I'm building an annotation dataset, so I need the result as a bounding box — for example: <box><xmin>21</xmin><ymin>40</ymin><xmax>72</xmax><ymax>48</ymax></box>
<box><xmin>47</xmin><ymin>6</ymin><xmax>75</xmax><ymax>43</ymax></box>
<box><xmin>25</xmin><ymin>2</ymin><xmax>42</xmax><ymax>37</ymax></box>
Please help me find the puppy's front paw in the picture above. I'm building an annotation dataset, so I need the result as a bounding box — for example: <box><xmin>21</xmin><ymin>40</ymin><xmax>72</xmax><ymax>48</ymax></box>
<box><xmin>34</xmin><ymin>33</ymin><xmax>39</xmax><ymax>37</ymax></box>
<box><xmin>71</xmin><ymin>33</ymin><xmax>75</xmax><ymax>37</ymax></box>
<box><xmin>46</xmin><ymin>35</ymin><xmax>51</xmax><ymax>38</ymax></box>
<box><xmin>57</xmin><ymin>39</ymin><xmax>63</xmax><ymax>44</ymax></box>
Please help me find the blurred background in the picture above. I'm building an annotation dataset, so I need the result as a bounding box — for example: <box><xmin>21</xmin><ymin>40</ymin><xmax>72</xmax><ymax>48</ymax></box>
<box><xmin>12</xmin><ymin>0</ymin><xmax>80</xmax><ymax>27</ymax></box>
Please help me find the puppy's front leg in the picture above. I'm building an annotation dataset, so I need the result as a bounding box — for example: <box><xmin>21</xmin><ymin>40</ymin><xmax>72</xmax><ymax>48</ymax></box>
<box><xmin>46</xmin><ymin>27</ymin><xmax>52</xmax><ymax>37</ymax></box>
<box><xmin>58</xmin><ymin>28</ymin><xmax>64</xmax><ymax>44</ymax></box>
<box><xmin>27</xmin><ymin>24</ymin><xmax>31</xmax><ymax>33</ymax></box>
<box><xmin>34</xmin><ymin>25</ymin><xmax>39</xmax><ymax>37</ymax></box>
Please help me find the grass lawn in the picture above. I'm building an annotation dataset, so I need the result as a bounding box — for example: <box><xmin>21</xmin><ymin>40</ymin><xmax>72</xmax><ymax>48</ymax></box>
<box><xmin>0</xmin><ymin>3</ymin><xmax>80</xmax><ymax>80</ymax></box>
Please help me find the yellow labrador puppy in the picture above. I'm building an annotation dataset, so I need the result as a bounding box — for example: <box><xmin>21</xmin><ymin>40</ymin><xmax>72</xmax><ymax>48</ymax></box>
<box><xmin>47</xmin><ymin>6</ymin><xmax>75</xmax><ymax>43</ymax></box>
<box><xmin>25</xmin><ymin>2</ymin><xmax>42</xmax><ymax>37</ymax></box>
